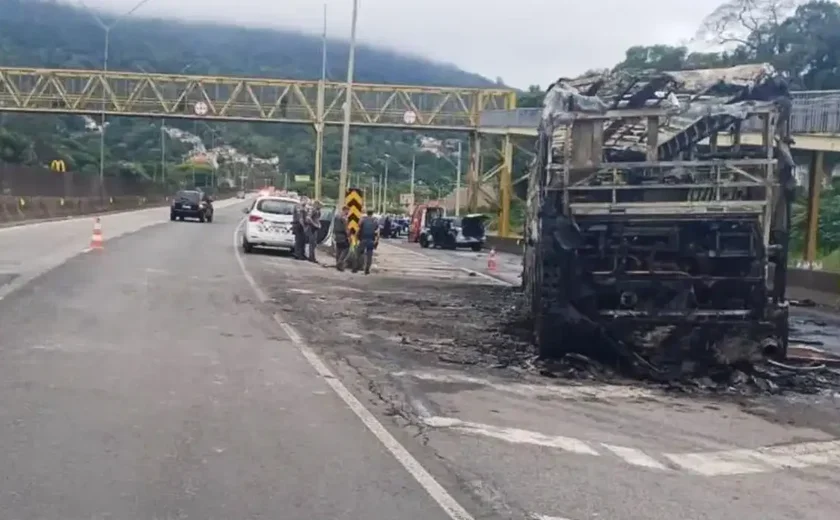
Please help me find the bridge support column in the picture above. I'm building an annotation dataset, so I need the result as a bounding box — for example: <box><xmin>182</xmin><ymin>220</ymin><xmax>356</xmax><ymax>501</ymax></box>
<box><xmin>314</xmin><ymin>123</ymin><xmax>324</xmax><ymax>200</ymax></box>
<box><xmin>804</xmin><ymin>150</ymin><xmax>825</xmax><ymax>263</ymax></box>
<box><xmin>498</xmin><ymin>134</ymin><xmax>513</xmax><ymax>237</ymax></box>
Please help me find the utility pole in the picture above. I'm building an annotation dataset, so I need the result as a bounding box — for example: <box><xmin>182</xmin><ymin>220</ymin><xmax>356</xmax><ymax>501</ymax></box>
<box><xmin>82</xmin><ymin>0</ymin><xmax>153</xmax><ymax>201</ymax></box>
<box><xmin>338</xmin><ymin>0</ymin><xmax>359</xmax><ymax>201</ymax></box>
<box><xmin>370</xmin><ymin>177</ymin><xmax>376</xmax><ymax>213</ymax></box>
<box><xmin>160</xmin><ymin>120</ymin><xmax>166</xmax><ymax>186</ymax></box>
<box><xmin>314</xmin><ymin>2</ymin><xmax>327</xmax><ymax>201</ymax></box>
<box><xmin>410</xmin><ymin>153</ymin><xmax>416</xmax><ymax>215</ymax></box>
<box><xmin>455</xmin><ymin>140</ymin><xmax>463</xmax><ymax>215</ymax></box>
<box><xmin>383</xmin><ymin>158</ymin><xmax>389</xmax><ymax>214</ymax></box>
<box><xmin>378</xmin><ymin>172</ymin><xmax>384</xmax><ymax>213</ymax></box>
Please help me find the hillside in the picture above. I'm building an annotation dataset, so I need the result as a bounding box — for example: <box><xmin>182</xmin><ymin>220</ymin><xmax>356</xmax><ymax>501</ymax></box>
<box><xmin>0</xmin><ymin>0</ymin><xmax>496</xmax><ymax>198</ymax></box>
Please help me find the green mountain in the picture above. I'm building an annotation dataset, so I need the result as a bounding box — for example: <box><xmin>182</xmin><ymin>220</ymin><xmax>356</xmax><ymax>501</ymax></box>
<box><xmin>0</xmin><ymin>0</ymin><xmax>495</xmax><ymax>199</ymax></box>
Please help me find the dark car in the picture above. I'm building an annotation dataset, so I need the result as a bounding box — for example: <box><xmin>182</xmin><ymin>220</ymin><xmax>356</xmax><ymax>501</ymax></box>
<box><xmin>170</xmin><ymin>190</ymin><xmax>214</xmax><ymax>222</ymax></box>
<box><xmin>419</xmin><ymin>214</ymin><xmax>488</xmax><ymax>251</ymax></box>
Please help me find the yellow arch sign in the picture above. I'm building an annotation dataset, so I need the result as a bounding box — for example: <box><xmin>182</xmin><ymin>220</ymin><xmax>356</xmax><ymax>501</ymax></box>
<box><xmin>50</xmin><ymin>159</ymin><xmax>66</xmax><ymax>172</ymax></box>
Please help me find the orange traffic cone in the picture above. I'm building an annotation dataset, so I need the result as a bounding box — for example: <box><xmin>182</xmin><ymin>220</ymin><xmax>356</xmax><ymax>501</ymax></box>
<box><xmin>487</xmin><ymin>248</ymin><xmax>497</xmax><ymax>271</ymax></box>
<box><xmin>90</xmin><ymin>217</ymin><xmax>104</xmax><ymax>250</ymax></box>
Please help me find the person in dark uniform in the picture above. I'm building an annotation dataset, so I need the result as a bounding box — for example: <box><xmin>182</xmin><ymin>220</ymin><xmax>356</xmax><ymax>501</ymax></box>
<box><xmin>333</xmin><ymin>206</ymin><xmax>350</xmax><ymax>271</ymax></box>
<box><xmin>292</xmin><ymin>201</ymin><xmax>306</xmax><ymax>260</ymax></box>
<box><xmin>355</xmin><ymin>209</ymin><xmax>378</xmax><ymax>275</ymax></box>
<box><xmin>382</xmin><ymin>215</ymin><xmax>392</xmax><ymax>239</ymax></box>
<box><xmin>305</xmin><ymin>200</ymin><xmax>322</xmax><ymax>263</ymax></box>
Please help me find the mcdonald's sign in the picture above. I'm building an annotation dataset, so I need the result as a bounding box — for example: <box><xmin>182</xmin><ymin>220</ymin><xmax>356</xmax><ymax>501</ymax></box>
<box><xmin>50</xmin><ymin>160</ymin><xmax>66</xmax><ymax>173</ymax></box>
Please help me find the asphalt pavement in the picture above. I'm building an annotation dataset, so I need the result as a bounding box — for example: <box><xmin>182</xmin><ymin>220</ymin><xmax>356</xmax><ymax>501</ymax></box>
<box><xmin>3</xmin><ymin>209</ymin><xmax>840</xmax><ymax>520</ymax></box>
<box><xmin>0</xmin><ymin>203</ymin><xmax>478</xmax><ymax>520</ymax></box>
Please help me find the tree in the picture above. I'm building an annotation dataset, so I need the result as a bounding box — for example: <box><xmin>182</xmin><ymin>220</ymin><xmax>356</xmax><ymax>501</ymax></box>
<box><xmin>518</xmin><ymin>85</ymin><xmax>545</xmax><ymax>108</ymax></box>
<box><xmin>696</xmin><ymin>0</ymin><xmax>804</xmax><ymax>52</ymax></box>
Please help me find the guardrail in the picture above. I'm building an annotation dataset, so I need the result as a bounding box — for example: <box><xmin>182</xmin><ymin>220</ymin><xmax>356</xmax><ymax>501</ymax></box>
<box><xmin>479</xmin><ymin>90</ymin><xmax>840</xmax><ymax>134</ymax></box>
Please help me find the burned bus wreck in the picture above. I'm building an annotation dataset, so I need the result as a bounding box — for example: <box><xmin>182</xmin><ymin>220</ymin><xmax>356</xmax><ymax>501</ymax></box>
<box><xmin>522</xmin><ymin>64</ymin><xmax>795</xmax><ymax>374</ymax></box>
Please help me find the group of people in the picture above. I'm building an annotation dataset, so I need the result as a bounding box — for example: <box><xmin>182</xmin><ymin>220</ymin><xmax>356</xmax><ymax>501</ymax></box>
<box><xmin>332</xmin><ymin>207</ymin><xmax>379</xmax><ymax>275</ymax></box>
<box><xmin>292</xmin><ymin>198</ymin><xmax>323</xmax><ymax>262</ymax></box>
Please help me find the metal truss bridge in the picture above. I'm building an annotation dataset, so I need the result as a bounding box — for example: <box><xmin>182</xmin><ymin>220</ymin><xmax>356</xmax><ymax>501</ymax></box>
<box><xmin>0</xmin><ymin>67</ymin><xmax>514</xmax><ymax>130</ymax></box>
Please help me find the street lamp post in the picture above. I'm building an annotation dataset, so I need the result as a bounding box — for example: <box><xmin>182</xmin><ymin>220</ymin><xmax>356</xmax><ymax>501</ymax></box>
<box><xmin>409</xmin><ymin>153</ymin><xmax>416</xmax><ymax>215</ymax></box>
<box><xmin>382</xmin><ymin>154</ymin><xmax>390</xmax><ymax>214</ymax></box>
<box><xmin>82</xmin><ymin>0</ymin><xmax>153</xmax><ymax>200</ymax></box>
<box><xmin>158</xmin><ymin>63</ymin><xmax>193</xmax><ymax>187</ymax></box>
<box><xmin>338</xmin><ymin>0</ymin><xmax>359</xmax><ymax>202</ymax></box>
<box><xmin>454</xmin><ymin>141</ymin><xmax>463</xmax><ymax>215</ymax></box>
<box><xmin>314</xmin><ymin>2</ymin><xmax>328</xmax><ymax>201</ymax></box>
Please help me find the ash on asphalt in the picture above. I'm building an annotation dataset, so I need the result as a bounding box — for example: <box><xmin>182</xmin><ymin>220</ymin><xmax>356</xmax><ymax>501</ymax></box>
<box><xmin>255</xmin><ymin>257</ymin><xmax>840</xmax><ymax>400</ymax></box>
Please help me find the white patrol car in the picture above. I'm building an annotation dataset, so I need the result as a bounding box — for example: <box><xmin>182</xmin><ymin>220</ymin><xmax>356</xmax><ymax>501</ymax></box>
<box><xmin>241</xmin><ymin>195</ymin><xmax>300</xmax><ymax>254</ymax></box>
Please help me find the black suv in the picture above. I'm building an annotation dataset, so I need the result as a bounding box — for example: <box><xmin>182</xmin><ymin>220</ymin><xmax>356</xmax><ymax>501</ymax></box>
<box><xmin>170</xmin><ymin>190</ymin><xmax>214</xmax><ymax>222</ymax></box>
<box><xmin>419</xmin><ymin>214</ymin><xmax>487</xmax><ymax>251</ymax></box>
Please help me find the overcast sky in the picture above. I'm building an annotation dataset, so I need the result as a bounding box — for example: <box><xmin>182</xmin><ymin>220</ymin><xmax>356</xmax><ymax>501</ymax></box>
<box><xmin>80</xmin><ymin>0</ymin><xmax>723</xmax><ymax>88</ymax></box>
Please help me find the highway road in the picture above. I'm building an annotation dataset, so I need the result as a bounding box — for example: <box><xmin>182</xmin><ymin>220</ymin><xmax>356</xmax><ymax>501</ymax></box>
<box><xmin>0</xmin><ymin>203</ymin><xmax>839</xmax><ymax>520</ymax></box>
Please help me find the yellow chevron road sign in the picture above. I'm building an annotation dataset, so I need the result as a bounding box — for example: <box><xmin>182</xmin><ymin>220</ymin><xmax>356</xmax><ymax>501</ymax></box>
<box><xmin>345</xmin><ymin>187</ymin><xmax>364</xmax><ymax>239</ymax></box>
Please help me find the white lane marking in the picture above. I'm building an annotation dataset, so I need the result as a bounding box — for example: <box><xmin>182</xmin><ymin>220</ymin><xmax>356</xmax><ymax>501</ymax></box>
<box><xmin>233</xmin><ymin>220</ymin><xmax>476</xmax><ymax>520</ymax></box>
<box><xmin>664</xmin><ymin>440</ymin><xmax>840</xmax><ymax>476</ymax></box>
<box><xmin>423</xmin><ymin>411</ymin><xmax>840</xmax><ymax>477</ymax></box>
<box><xmin>424</xmin><ymin>417</ymin><xmax>599</xmax><ymax>456</ymax></box>
<box><xmin>601</xmin><ymin>443</ymin><xmax>669</xmax><ymax>471</ymax></box>
<box><xmin>529</xmin><ymin>515</ymin><xmax>574</xmax><ymax>520</ymax></box>
<box><xmin>393</xmin><ymin>370</ymin><xmax>660</xmax><ymax>401</ymax></box>
<box><xmin>663</xmin><ymin>450</ymin><xmax>770</xmax><ymax>476</ymax></box>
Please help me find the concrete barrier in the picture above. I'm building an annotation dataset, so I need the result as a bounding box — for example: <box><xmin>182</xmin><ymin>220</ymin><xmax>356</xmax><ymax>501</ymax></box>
<box><xmin>483</xmin><ymin>235</ymin><xmax>840</xmax><ymax>298</ymax></box>
<box><xmin>0</xmin><ymin>191</ymin><xmax>237</xmax><ymax>228</ymax></box>
<box><xmin>0</xmin><ymin>195</ymin><xmax>173</xmax><ymax>225</ymax></box>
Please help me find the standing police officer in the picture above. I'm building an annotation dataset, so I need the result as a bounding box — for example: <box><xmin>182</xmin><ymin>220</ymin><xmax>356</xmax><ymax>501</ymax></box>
<box><xmin>305</xmin><ymin>200</ymin><xmax>322</xmax><ymax>263</ymax></box>
<box><xmin>292</xmin><ymin>199</ymin><xmax>307</xmax><ymax>260</ymax></box>
<box><xmin>355</xmin><ymin>210</ymin><xmax>378</xmax><ymax>275</ymax></box>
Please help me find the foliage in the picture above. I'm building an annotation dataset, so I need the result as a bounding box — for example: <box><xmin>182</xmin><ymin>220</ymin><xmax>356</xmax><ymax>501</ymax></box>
<box><xmin>0</xmin><ymin>0</ymin><xmax>498</xmax><ymax>201</ymax></box>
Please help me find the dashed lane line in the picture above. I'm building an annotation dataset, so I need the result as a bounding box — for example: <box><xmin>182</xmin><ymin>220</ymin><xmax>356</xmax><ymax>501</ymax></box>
<box><xmin>393</xmin><ymin>370</ymin><xmax>661</xmax><ymax>401</ymax></box>
<box><xmin>421</xmin><ymin>415</ymin><xmax>840</xmax><ymax>477</ymax></box>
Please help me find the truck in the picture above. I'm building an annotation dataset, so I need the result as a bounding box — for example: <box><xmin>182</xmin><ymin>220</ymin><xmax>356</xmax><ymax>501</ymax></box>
<box><xmin>521</xmin><ymin>64</ymin><xmax>795</xmax><ymax>372</ymax></box>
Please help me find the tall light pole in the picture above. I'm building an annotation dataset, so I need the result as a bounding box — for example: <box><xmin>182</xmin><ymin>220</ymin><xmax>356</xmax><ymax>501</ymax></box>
<box><xmin>82</xmin><ymin>0</ymin><xmax>153</xmax><ymax>199</ymax></box>
<box><xmin>338</xmin><ymin>0</ymin><xmax>359</xmax><ymax>202</ymax></box>
<box><xmin>382</xmin><ymin>154</ymin><xmax>390</xmax><ymax>214</ymax></box>
<box><xmin>314</xmin><ymin>2</ymin><xmax>328</xmax><ymax>201</ymax></box>
<box><xmin>454</xmin><ymin>141</ymin><xmax>463</xmax><ymax>215</ymax></box>
<box><xmin>158</xmin><ymin>63</ymin><xmax>193</xmax><ymax>187</ymax></box>
<box><xmin>409</xmin><ymin>153</ymin><xmax>416</xmax><ymax>215</ymax></box>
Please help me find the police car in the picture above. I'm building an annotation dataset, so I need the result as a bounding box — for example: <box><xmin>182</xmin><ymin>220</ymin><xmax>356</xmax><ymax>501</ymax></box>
<box><xmin>241</xmin><ymin>195</ymin><xmax>300</xmax><ymax>254</ymax></box>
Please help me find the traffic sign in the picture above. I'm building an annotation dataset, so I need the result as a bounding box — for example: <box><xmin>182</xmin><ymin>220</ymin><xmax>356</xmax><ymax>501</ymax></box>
<box><xmin>399</xmin><ymin>193</ymin><xmax>413</xmax><ymax>205</ymax></box>
<box><xmin>194</xmin><ymin>101</ymin><xmax>209</xmax><ymax>116</ymax></box>
<box><xmin>403</xmin><ymin>110</ymin><xmax>417</xmax><ymax>124</ymax></box>
<box><xmin>345</xmin><ymin>188</ymin><xmax>364</xmax><ymax>240</ymax></box>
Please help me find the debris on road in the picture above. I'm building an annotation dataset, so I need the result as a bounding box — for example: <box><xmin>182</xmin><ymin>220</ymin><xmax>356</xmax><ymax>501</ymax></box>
<box><xmin>253</xmin><ymin>255</ymin><xmax>840</xmax><ymax>398</ymax></box>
